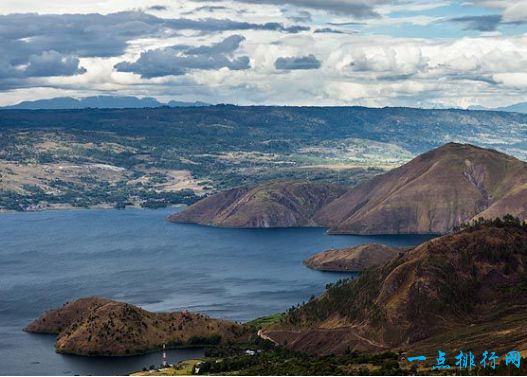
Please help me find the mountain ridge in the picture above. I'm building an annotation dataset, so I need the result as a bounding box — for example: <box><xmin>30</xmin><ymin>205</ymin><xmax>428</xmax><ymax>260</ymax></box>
<box><xmin>262</xmin><ymin>218</ymin><xmax>527</xmax><ymax>356</ymax></box>
<box><xmin>169</xmin><ymin>181</ymin><xmax>347</xmax><ymax>228</ymax></box>
<box><xmin>317</xmin><ymin>142</ymin><xmax>527</xmax><ymax>234</ymax></box>
<box><xmin>469</xmin><ymin>102</ymin><xmax>527</xmax><ymax>114</ymax></box>
<box><xmin>171</xmin><ymin>143</ymin><xmax>527</xmax><ymax>234</ymax></box>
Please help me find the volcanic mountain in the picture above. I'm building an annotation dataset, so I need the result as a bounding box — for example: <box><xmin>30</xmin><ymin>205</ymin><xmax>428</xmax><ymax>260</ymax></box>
<box><xmin>262</xmin><ymin>218</ymin><xmax>527</xmax><ymax>356</ymax></box>
<box><xmin>25</xmin><ymin>297</ymin><xmax>251</xmax><ymax>356</ymax></box>
<box><xmin>170</xmin><ymin>144</ymin><xmax>527</xmax><ymax>234</ymax></box>
<box><xmin>169</xmin><ymin>181</ymin><xmax>346</xmax><ymax>228</ymax></box>
<box><xmin>316</xmin><ymin>142</ymin><xmax>527</xmax><ymax>234</ymax></box>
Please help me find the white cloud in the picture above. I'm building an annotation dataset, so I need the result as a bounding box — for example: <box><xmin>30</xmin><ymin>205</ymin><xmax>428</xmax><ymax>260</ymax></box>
<box><xmin>0</xmin><ymin>0</ymin><xmax>526</xmax><ymax>109</ymax></box>
<box><xmin>493</xmin><ymin>73</ymin><xmax>527</xmax><ymax>88</ymax></box>
<box><xmin>502</xmin><ymin>1</ymin><xmax>527</xmax><ymax>23</ymax></box>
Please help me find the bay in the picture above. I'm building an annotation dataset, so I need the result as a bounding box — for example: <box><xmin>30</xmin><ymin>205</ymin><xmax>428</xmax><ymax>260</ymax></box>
<box><xmin>0</xmin><ymin>208</ymin><xmax>433</xmax><ymax>375</ymax></box>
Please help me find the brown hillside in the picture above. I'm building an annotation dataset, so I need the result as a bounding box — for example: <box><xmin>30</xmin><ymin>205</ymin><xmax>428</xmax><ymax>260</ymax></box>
<box><xmin>316</xmin><ymin>143</ymin><xmax>527</xmax><ymax>234</ymax></box>
<box><xmin>263</xmin><ymin>219</ymin><xmax>527</xmax><ymax>356</ymax></box>
<box><xmin>304</xmin><ymin>244</ymin><xmax>400</xmax><ymax>272</ymax></box>
<box><xmin>169</xmin><ymin>181</ymin><xmax>346</xmax><ymax>228</ymax></box>
<box><xmin>25</xmin><ymin>297</ymin><xmax>251</xmax><ymax>356</ymax></box>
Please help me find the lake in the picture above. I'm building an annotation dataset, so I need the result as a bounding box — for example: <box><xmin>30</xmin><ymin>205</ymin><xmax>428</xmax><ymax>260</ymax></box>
<box><xmin>0</xmin><ymin>207</ymin><xmax>434</xmax><ymax>375</ymax></box>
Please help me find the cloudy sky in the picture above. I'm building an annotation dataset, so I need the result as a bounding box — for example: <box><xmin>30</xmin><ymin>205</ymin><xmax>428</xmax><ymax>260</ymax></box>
<box><xmin>1</xmin><ymin>0</ymin><xmax>527</xmax><ymax>108</ymax></box>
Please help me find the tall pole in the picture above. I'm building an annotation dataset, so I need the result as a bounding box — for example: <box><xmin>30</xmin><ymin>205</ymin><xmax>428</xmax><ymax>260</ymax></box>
<box><xmin>162</xmin><ymin>343</ymin><xmax>167</xmax><ymax>367</ymax></box>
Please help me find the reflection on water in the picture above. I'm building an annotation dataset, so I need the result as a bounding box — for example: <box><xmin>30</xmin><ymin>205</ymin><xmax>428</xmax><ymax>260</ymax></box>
<box><xmin>0</xmin><ymin>208</ymin><xmax>434</xmax><ymax>375</ymax></box>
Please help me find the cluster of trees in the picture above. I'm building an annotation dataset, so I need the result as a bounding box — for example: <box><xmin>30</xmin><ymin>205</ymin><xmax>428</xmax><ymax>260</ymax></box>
<box><xmin>286</xmin><ymin>270</ymin><xmax>384</xmax><ymax>326</ymax></box>
<box><xmin>195</xmin><ymin>341</ymin><xmax>408</xmax><ymax>375</ymax></box>
<box><xmin>196</xmin><ymin>339</ymin><xmax>527</xmax><ymax>375</ymax></box>
<box><xmin>454</xmin><ymin>215</ymin><xmax>527</xmax><ymax>232</ymax></box>
<box><xmin>0</xmin><ymin>182</ymin><xmax>200</xmax><ymax>211</ymax></box>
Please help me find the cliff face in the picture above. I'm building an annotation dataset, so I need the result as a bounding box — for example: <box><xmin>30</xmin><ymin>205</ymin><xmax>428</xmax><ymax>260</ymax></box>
<box><xmin>304</xmin><ymin>244</ymin><xmax>400</xmax><ymax>272</ymax></box>
<box><xmin>316</xmin><ymin>143</ymin><xmax>527</xmax><ymax>234</ymax></box>
<box><xmin>169</xmin><ymin>181</ymin><xmax>346</xmax><ymax>228</ymax></box>
<box><xmin>263</xmin><ymin>220</ymin><xmax>527</xmax><ymax>356</ymax></box>
<box><xmin>25</xmin><ymin>297</ymin><xmax>251</xmax><ymax>356</ymax></box>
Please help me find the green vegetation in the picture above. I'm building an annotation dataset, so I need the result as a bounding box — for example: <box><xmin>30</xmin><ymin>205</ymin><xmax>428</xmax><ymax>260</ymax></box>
<box><xmin>286</xmin><ymin>271</ymin><xmax>384</xmax><ymax>326</ymax></box>
<box><xmin>0</xmin><ymin>184</ymin><xmax>199</xmax><ymax>211</ymax></box>
<box><xmin>189</xmin><ymin>340</ymin><xmax>407</xmax><ymax>375</ymax></box>
<box><xmin>247</xmin><ymin>313</ymin><xmax>286</xmax><ymax>330</ymax></box>
<box><xmin>454</xmin><ymin>215</ymin><xmax>527</xmax><ymax>232</ymax></box>
<box><xmin>134</xmin><ymin>359</ymin><xmax>202</xmax><ymax>376</ymax></box>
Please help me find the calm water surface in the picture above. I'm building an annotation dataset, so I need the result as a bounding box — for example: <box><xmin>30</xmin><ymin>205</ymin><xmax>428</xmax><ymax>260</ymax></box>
<box><xmin>0</xmin><ymin>207</ymin><xmax>434</xmax><ymax>375</ymax></box>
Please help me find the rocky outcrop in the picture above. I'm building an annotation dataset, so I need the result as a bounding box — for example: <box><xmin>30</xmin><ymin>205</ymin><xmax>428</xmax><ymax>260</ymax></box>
<box><xmin>169</xmin><ymin>181</ymin><xmax>346</xmax><ymax>228</ymax></box>
<box><xmin>304</xmin><ymin>244</ymin><xmax>400</xmax><ymax>272</ymax></box>
<box><xmin>25</xmin><ymin>297</ymin><xmax>251</xmax><ymax>356</ymax></box>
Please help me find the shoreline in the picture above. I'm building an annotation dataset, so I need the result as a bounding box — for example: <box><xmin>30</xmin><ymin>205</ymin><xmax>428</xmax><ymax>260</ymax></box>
<box><xmin>0</xmin><ymin>203</ymin><xmax>187</xmax><ymax>215</ymax></box>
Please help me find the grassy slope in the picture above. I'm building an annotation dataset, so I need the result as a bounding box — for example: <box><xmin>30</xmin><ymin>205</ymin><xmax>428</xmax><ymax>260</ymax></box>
<box><xmin>318</xmin><ymin>143</ymin><xmax>527</xmax><ymax>234</ymax></box>
<box><xmin>263</xmin><ymin>218</ymin><xmax>527</xmax><ymax>356</ymax></box>
<box><xmin>169</xmin><ymin>181</ymin><xmax>347</xmax><ymax>228</ymax></box>
<box><xmin>25</xmin><ymin>297</ymin><xmax>252</xmax><ymax>356</ymax></box>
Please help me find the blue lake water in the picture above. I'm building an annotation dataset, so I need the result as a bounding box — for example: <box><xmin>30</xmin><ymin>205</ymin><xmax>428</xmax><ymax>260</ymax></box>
<box><xmin>0</xmin><ymin>207</ymin><xmax>434</xmax><ymax>375</ymax></box>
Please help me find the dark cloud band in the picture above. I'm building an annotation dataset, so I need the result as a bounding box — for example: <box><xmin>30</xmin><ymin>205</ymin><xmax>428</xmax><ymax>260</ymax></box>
<box><xmin>0</xmin><ymin>11</ymin><xmax>307</xmax><ymax>88</ymax></box>
<box><xmin>115</xmin><ymin>35</ymin><xmax>251</xmax><ymax>78</ymax></box>
<box><xmin>192</xmin><ymin>0</ymin><xmax>383</xmax><ymax>18</ymax></box>
<box><xmin>275</xmin><ymin>55</ymin><xmax>321</xmax><ymax>70</ymax></box>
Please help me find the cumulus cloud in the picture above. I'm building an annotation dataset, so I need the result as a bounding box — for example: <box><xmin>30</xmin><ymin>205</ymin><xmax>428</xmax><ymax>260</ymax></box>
<box><xmin>346</xmin><ymin>45</ymin><xmax>427</xmax><ymax>77</ymax></box>
<box><xmin>275</xmin><ymin>54</ymin><xmax>321</xmax><ymax>70</ymax></box>
<box><xmin>502</xmin><ymin>1</ymin><xmax>527</xmax><ymax>23</ymax></box>
<box><xmin>115</xmin><ymin>35</ymin><xmax>250</xmax><ymax>78</ymax></box>
<box><xmin>464</xmin><ymin>0</ymin><xmax>527</xmax><ymax>24</ymax></box>
<box><xmin>0</xmin><ymin>11</ymin><xmax>307</xmax><ymax>89</ymax></box>
<box><xmin>0</xmin><ymin>11</ymin><xmax>307</xmax><ymax>62</ymax></box>
<box><xmin>0</xmin><ymin>1</ymin><xmax>527</xmax><ymax>108</ymax></box>
<box><xmin>283</xmin><ymin>10</ymin><xmax>312</xmax><ymax>23</ymax></box>
<box><xmin>25</xmin><ymin>51</ymin><xmax>87</xmax><ymax>77</ymax></box>
<box><xmin>0</xmin><ymin>49</ymin><xmax>86</xmax><ymax>91</ymax></box>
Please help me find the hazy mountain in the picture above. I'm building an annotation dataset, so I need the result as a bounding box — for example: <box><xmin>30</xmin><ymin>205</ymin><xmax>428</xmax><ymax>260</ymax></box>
<box><xmin>167</xmin><ymin>100</ymin><xmax>209</xmax><ymax>107</ymax></box>
<box><xmin>469</xmin><ymin>102</ymin><xmax>527</xmax><ymax>114</ymax></box>
<box><xmin>496</xmin><ymin>102</ymin><xmax>527</xmax><ymax>113</ymax></box>
<box><xmin>3</xmin><ymin>96</ymin><xmax>209</xmax><ymax>110</ymax></box>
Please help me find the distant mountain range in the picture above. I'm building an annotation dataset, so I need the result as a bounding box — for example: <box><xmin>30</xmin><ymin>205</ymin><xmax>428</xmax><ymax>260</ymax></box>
<box><xmin>469</xmin><ymin>102</ymin><xmax>527</xmax><ymax>114</ymax></box>
<box><xmin>2</xmin><ymin>96</ymin><xmax>210</xmax><ymax>110</ymax></box>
